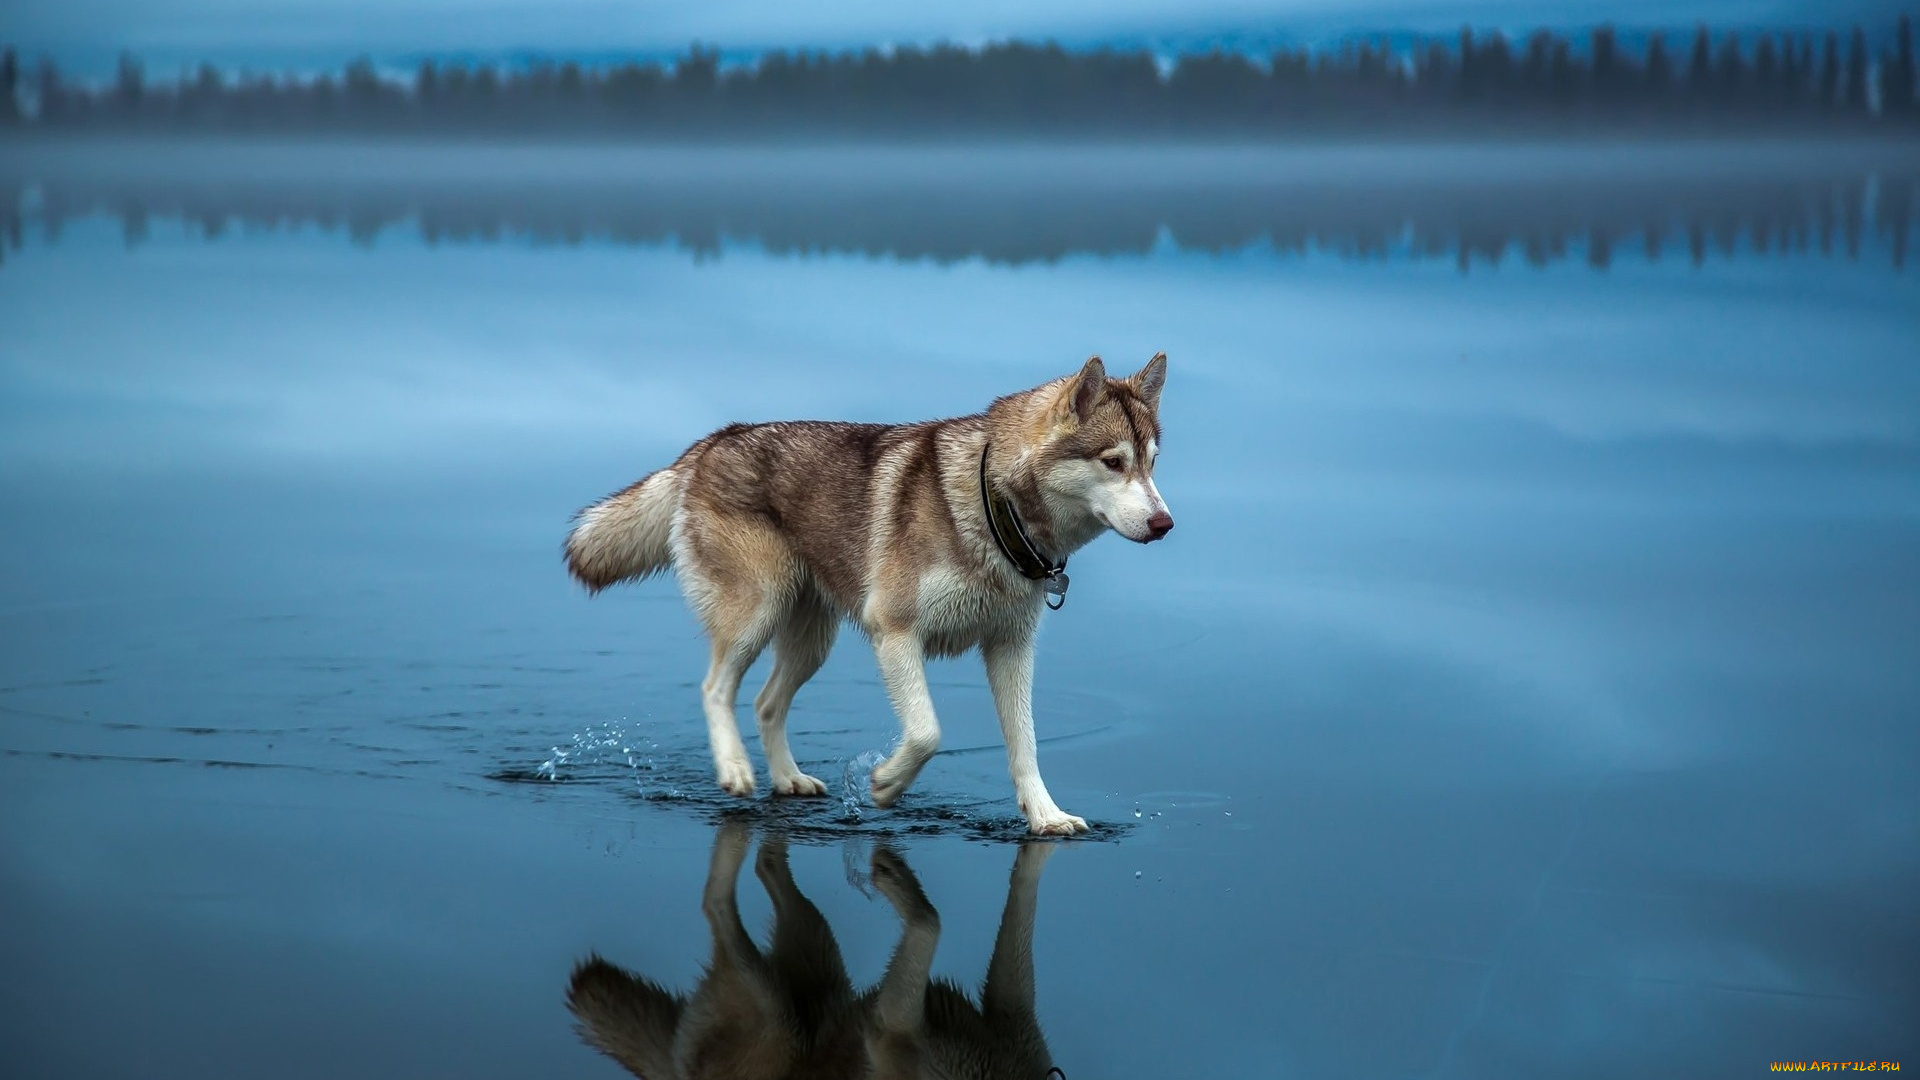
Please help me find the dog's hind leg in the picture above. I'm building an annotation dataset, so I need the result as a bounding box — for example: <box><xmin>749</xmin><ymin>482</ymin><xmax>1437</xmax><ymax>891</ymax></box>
<box><xmin>682</xmin><ymin>517</ymin><xmax>797</xmax><ymax>799</ymax></box>
<box><xmin>754</xmin><ymin>589</ymin><xmax>837</xmax><ymax>797</ymax></box>
<box><xmin>686</xmin><ymin>820</ymin><xmax>800</xmax><ymax>1077</ymax></box>
<box><xmin>701</xmin><ymin>818</ymin><xmax>762</xmax><ymax>969</ymax></box>
<box><xmin>700</xmin><ymin>625</ymin><xmax>778</xmax><ymax>798</ymax></box>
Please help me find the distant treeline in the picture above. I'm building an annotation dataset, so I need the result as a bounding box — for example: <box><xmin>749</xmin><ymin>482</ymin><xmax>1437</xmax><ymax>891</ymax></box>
<box><xmin>0</xmin><ymin>17</ymin><xmax>1916</xmax><ymax>136</ymax></box>
<box><xmin>4</xmin><ymin>159</ymin><xmax>1912</xmax><ymax>270</ymax></box>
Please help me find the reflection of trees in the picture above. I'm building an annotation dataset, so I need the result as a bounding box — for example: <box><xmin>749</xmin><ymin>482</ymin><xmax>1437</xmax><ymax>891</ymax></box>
<box><xmin>5</xmin><ymin>163</ymin><xmax>1912</xmax><ymax>271</ymax></box>
<box><xmin>0</xmin><ymin>180</ymin><xmax>18</xmax><ymax>265</ymax></box>
<box><xmin>3</xmin><ymin>17</ymin><xmax>1916</xmax><ymax>137</ymax></box>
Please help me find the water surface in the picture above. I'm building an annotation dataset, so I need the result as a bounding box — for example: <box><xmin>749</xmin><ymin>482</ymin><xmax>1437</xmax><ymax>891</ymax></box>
<box><xmin>2</xmin><ymin>141</ymin><xmax>1917</xmax><ymax>1078</ymax></box>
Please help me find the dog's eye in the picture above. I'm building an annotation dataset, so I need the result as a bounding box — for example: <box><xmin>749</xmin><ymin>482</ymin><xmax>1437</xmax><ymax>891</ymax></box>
<box><xmin>1101</xmin><ymin>455</ymin><xmax>1126</xmax><ymax>472</ymax></box>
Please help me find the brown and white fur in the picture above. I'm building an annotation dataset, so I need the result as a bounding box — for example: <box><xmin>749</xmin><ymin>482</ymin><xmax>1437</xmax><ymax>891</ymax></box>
<box><xmin>566</xmin><ymin>819</ymin><xmax>1061</xmax><ymax>1080</ymax></box>
<box><xmin>565</xmin><ymin>354</ymin><xmax>1173</xmax><ymax>835</ymax></box>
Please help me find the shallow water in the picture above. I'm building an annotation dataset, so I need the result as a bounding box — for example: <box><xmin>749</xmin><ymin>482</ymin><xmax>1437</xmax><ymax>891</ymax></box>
<box><xmin>2</xmin><ymin>141</ymin><xmax>1917</xmax><ymax>1078</ymax></box>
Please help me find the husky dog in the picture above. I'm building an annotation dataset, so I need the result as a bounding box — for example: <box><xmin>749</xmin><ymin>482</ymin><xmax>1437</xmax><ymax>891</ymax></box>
<box><xmin>566</xmin><ymin>820</ymin><xmax>1061</xmax><ymax>1080</ymax></box>
<box><xmin>565</xmin><ymin>354</ymin><xmax>1172</xmax><ymax>835</ymax></box>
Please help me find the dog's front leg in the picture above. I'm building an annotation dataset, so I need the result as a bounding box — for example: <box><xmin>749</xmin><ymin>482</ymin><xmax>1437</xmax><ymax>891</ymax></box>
<box><xmin>981</xmin><ymin>841</ymin><xmax>1059</xmax><ymax>1058</ymax></box>
<box><xmin>870</xmin><ymin>631</ymin><xmax>941</xmax><ymax>808</ymax></box>
<box><xmin>983</xmin><ymin>632</ymin><xmax>1089</xmax><ymax>836</ymax></box>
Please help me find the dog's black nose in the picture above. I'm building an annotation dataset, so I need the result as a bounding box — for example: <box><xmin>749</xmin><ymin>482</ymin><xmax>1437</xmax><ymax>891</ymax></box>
<box><xmin>1146</xmin><ymin>511</ymin><xmax>1174</xmax><ymax>540</ymax></box>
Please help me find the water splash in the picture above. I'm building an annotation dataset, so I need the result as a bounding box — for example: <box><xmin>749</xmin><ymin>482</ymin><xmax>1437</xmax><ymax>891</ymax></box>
<box><xmin>531</xmin><ymin>719</ymin><xmax>658</xmax><ymax>792</ymax></box>
<box><xmin>841</xmin><ymin>838</ymin><xmax>877</xmax><ymax>899</ymax></box>
<box><xmin>839</xmin><ymin>748</ymin><xmax>888</xmax><ymax>819</ymax></box>
<box><xmin>498</xmin><ymin>730</ymin><xmax>1136</xmax><ymax>844</ymax></box>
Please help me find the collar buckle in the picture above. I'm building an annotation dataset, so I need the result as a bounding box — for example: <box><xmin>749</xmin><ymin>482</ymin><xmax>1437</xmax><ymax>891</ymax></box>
<box><xmin>1042</xmin><ymin>569</ymin><xmax>1069</xmax><ymax>610</ymax></box>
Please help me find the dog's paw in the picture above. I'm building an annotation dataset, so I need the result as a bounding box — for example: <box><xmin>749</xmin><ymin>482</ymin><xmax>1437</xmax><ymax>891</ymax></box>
<box><xmin>1026</xmin><ymin>809</ymin><xmax>1090</xmax><ymax>836</ymax></box>
<box><xmin>771</xmin><ymin>771</ymin><xmax>828</xmax><ymax>797</ymax></box>
<box><xmin>869</xmin><ymin>845</ymin><xmax>910</xmax><ymax>885</ymax></box>
<box><xmin>870</xmin><ymin>847</ymin><xmax>936</xmax><ymax>919</ymax></box>
<box><xmin>714</xmin><ymin>816</ymin><xmax>754</xmax><ymax>852</ymax></box>
<box><xmin>715</xmin><ymin>757</ymin><xmax>757</xmax><ymax>798</ymax></box>
<box><xmin>1013</xmin><ymin>837</ymin><xmax>1063</xmax><ymax>873</ymax></box>
<box><xmin>869</xmin><ymin>770</ymin><xmax>909</xmax><ymax>809</ymax></box>
<box><xmin>753</xmin><ymin>834</ymin><xmax>791</xmax><ymax>878</ymax></box>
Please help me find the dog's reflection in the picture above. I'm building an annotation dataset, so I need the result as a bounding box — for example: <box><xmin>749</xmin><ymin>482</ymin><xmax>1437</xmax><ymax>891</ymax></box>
<box><xmin>567</xmin><ymin>819</ymin><xmax>1062</xmax><ymax>1079</ymax></box>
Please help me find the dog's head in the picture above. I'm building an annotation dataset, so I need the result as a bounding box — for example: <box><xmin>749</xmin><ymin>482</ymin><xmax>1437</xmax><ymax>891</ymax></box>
<box><xmin>1032</xmin><ymin>353</ymin><xmax>1173</xmax><ymax>545</ymax></box>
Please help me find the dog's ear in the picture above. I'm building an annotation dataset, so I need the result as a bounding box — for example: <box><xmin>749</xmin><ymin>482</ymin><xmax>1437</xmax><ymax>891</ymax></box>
<box><xmin>1067</xmin><ymin>356</ymin><xmax>1107</xmax><ymax>422</ymax></box>
<box><xmin>1129</xmin><ymin>352</ymin><xmax>1167</xmax><ymax>410</ymax></box>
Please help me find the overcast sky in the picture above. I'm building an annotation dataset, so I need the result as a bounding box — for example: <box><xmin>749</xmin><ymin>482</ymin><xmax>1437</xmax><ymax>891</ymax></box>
<box><xmin>3</xmin><ymin>0</ymin><xmax>1898</xmax><ymax>73</ymax></box>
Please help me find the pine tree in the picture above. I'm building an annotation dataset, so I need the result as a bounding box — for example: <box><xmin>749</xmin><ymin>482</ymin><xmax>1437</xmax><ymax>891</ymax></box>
<box><xmin>414</xmin><ymin>59</ymin><xmax>438</xmax><ymax>129</ymax></box>
<box><xmin>1456</xmin><ymin>26</ymin><xmax>1475</xmax><ymax>100</ymax></box>
<box><xmin>1886</xmin><ymin>15</ymin><xmax>1915</xmax><ymax>118</ymax></box>
<box><xmin>0</xmin><ymin>48</ymin><xmax>17</xmax><ymax>125</ymax></box>
<box><xmin>1778</xmin><ymin>35</ymin><xmax>1803</xmax><ymax>106</ymax></box>
<box><xmin>1754</xmin><ymin>34</ymin><xmax>1779</xmax><ymax>107</ymax></box>
<box><xmin>1646</xmin><ymin>33</ymin><xmax>1674</xmax><ymax>103</ymax></box>
<box><xmin>1797</xmin><ymin>36</ymin><xmax>1815</xmax><ymax>104</ymax></box>
<box><xmin>35</xmin><ymin>56</ymin><xmax>64</xmax><ymax>125</ymax></box>
<box><xmin>1591</xmin><ymin>24</ymin><xmax>1619</xmax><ymax>104</ymax></box>
<box><xmin>1819</xmin><ymin>31</ymin><xmax>1841</xmax><ymax>108</ymax></box>
<box><xmin>1688</xmin><ymin>25</ymin><xmax>1714</xmax><ymax>99</ymax></box>
<box><xmin>1843</xmin><ymin>25</ymin><xmax>1868</xmax><ymax>113</ymax></box>
<box><xmin>1714</xmin><ymin>33</ymin><xmax>1747</xmax><ymax>105</ymax></box>
<box><xmin>114</xmin><ymin>49</ymin><xmax>143</xmax><ymax>121</ymax></box>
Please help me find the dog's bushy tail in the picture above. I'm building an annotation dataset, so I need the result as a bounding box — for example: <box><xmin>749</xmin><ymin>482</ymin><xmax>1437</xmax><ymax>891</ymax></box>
<box><xmin>565</xmin><ymin>466</ymin><xmax>685</xmax><ymax>593</ymax></box>
<box><xmin>566</xmin><ymin>955</ymin><xmax>684</xmax><ymax>1079</ymax></box>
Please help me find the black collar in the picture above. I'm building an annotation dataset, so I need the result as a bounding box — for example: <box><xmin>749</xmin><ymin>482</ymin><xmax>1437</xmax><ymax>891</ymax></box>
<box><xmin>979</xmin><ymin>443</ymin><xmax>1070</xmax><ymax>610</ymax></box>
